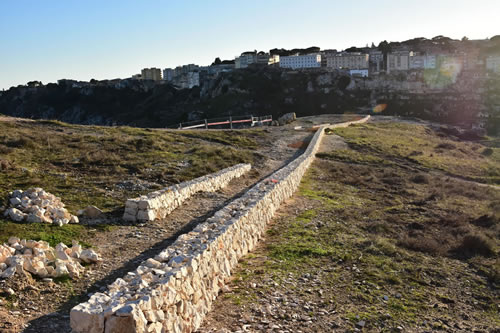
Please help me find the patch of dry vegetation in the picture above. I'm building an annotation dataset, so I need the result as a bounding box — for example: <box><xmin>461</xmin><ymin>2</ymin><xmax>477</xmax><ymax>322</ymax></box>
<box><xmin>334</xmin><ymin>122</ymin><xmax>500</xmax><ymax>184</ymax></box>
<box><xmin>0</xmin><ymin>119</ymin><xmax>266</xmax><ymax>244</ymax></box>
<box><xmin>204</xmin><ymin>122</ymin><xmax>499</xmax><ymax>331</ymax></box>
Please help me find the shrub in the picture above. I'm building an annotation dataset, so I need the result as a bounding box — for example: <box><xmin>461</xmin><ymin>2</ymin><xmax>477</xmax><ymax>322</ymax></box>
<box><xmin>411</xmin><ymin>174</ymin><xmax>429</xmax><ymax>184</ymax></box>
<box><xmin>482</xmin><ymin>148</ymin><xmax>493</xmax><ymax>157</ymax></box>
<box><xmin>0</xmin><ymin>145</ymin><xmax>13</xmax><ymax>154</ymax></box>
<box><xmin>0</xmin><ymin>159</ymin><xmax>12</xmax><ymax>170</ymax></box>
<box><xmin>398</xmin><ymin>236</ymin><xmax>442</xmax><ymax>256</ymax></box>
<box><xmin>435</xmin><ymin>142</ymin><xmax>456</xmax><ymax>150</ymax></box>
<box><xmin>470</xmin><ymin>215</ymin><xmax>498</xmax><ymax>228</ymax></box>
<box><xmin>454</xmin><ymin>233</ymin><xmax>495</xmax><ymax>258</ymax></box>
<box><xmin>6</xmin><ymin>137</ymin><xmax>37</xmax><ymax>148</ymax></box>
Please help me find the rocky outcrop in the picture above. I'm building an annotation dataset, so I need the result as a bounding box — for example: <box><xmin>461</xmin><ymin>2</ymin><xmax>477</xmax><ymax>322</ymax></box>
<box><xmin>123</xmin><ymin>164</ymin><xmax>251</xmax><ymax>223</ymax></box>
<box><xmin>70</xmin><ymin>117</ymin><xmax>370</xmax><ymax>333</ymax></box>
<box><xmin>0</xmin><ymin>237</ymin><xmax>100</xmax><ymax>279</ymax></box>
<box><xmin>3</xmin><ymin>188</ymin><xmax>79</xmax><ymax>226</ymax></box>
<box><xmin>278</xmin><ymin>112</ymin><xmax>296</xmax><ymax>126</ymax></box>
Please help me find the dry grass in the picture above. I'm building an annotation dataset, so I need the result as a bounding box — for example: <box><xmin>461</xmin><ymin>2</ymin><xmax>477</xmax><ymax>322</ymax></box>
<box><xmin>0</xmin><ymin>119</ymin><xmax>267</xmax><ymax>243</ymax></box>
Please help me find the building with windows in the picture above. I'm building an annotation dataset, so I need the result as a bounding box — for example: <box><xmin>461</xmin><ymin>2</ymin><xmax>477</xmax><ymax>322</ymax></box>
<box><xmin>163</xmin><ymin>68</ymin><xmax>174</xmax><ymax>81</ymax></box>
<box><xmin>387</xmin><ymin>51</ymin><xmax>413</xmax><ymax>73</ymax></box>
<box><xmin>349</xmin><ymin>69</ymin><xmax>369</xmax><ymax>77</ymax></box>
<box><xmin>409</xmin><ymin>54</ymin><xmax>437</xmax><ymax>69</ymax></box>
<box><xmin>235</xmin><ymin>52</ymin><xmax>270</xmax><ymax>69</ymax></box>
<box><xmin>279</xmin><ymin>54</ymin><xmax>322</xmax><ymax>69</ymax></box>
<box><xmin>486</xmin><ymin>55</ymin><xmax>500</xmax><ymax>73</ymax></box>
<box><xmin>141</xmin><ymin>68</ymin><xmax>162</xmax><ymax>81</ymax></box>
<box><xmin>268</xmin><ymin>54</ymin><xmax>280</xmax><ymax>65</ymax></box>
<box><xmin>326</xmin><ymin>52</ymin><xmax>369</xmax><ymax>70</ymax></box>
<box><xmin>369</xmin><ymin>50</ymin><xmax>384</xmax><ymax>74</ymax></box>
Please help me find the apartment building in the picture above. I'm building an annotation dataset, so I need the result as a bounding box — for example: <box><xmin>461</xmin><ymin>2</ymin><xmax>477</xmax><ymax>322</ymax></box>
<box><xmin>409</xmin><ymin>54</ymin><xmax>437</xmax><ymax>69</ymax></box>
<box><xmin>268</xmin><ymin>54</ymin><xmax>280</xmax><ymax>65</ymax></box>
<box><xmin>163</xmin><ymin>68</ymin><xmax>174</xmax><ymax>81</ymax></box>
<box><xmin>141</xmin><ymin>68</ymin><xmax>162</xmax><ymax>81</ymax></box>
<box><xmin>326</xmin><ymin>52</ymin><xmax>369</xmax><ymax>70</ymax></box>
<box><xmin>369</xmin><ymin>50</ymin><xmax>384</xmax><ymax>73</ymax></box>
<box><xmin>387</xmin><ymin>51</ymin><xmax>413</xmax><ymax>73</ymax></box>
<box><xmin>486</xmin><ymin>55</ymin><xmax>500</xmax><ymax>73</ymax></box>
<box><xmin>279</xmin><ymin>54</ymin><xmax>322</xmax><ymax>69</ymax></box>
<box><xmin>235</xmin><ymin>52</ymin><xmax>270</xmax><ymax>69</ymax></box>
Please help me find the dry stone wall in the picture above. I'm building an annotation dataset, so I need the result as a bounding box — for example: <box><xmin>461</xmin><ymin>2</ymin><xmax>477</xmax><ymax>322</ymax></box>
<box><xmin>71</xmin><ymin>116</ymin><xmax>370</xmax><ymax>333</ymax></box>
<box><xmin>123</xmin><ymin>164</ymin><xmax>251</xmax><ymax>223</ymax></box>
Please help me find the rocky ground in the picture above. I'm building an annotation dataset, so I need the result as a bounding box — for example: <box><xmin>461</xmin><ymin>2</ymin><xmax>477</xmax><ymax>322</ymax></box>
<box><xmin>2</xmin><ymin>115</ymin><xmax>494</xmax><ymax>333</ymax></box>
<box><xmin>0</xmin><ymin>115</ymin><xmax>349</xmax><ymax>332</ymax></box>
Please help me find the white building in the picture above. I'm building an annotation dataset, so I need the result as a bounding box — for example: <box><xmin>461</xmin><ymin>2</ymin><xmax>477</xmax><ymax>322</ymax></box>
<box><xmin>349</xmin><ymin>69</ymin><xmax>369</xmax><ymax>77</ymax></box>
<box><xmin>409</xmin><ymin>54</ymin><xmax>437</xmax><ymax>69</ymax></box>
<box><xmin>279</xmin><ymin>54</ymin><xmax>321</xmax><ymax>69</ymax></box>
<box><xmin>486</xmin><ymin>55</ymin><xmax>500</xmax><ymax>73</ymax></box>
<box><xmin>268</xmin><ymin>54</ymin><xmax>280</xmax><ymax>65</ymax></box>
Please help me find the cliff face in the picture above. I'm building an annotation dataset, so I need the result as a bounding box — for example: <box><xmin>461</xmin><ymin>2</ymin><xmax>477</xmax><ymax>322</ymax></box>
<box><xmin>1</xmin><ymin>67</ymin><xmax>499</xmax><ymax>133</ymax></box>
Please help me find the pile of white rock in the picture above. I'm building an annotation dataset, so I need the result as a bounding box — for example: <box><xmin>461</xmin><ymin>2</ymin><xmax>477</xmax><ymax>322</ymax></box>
<box><xmin>3</xmin><ymin>188</ymin><xmax>79</xmax><ymax>226</ymax></box>
<box><xmin>0</xmin><ymin>237</ymin><xmax>100</xmax><ymax>279</ymax></box>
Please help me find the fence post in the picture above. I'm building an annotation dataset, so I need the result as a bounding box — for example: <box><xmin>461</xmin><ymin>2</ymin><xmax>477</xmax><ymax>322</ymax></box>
<box><xmin>205</xmin><ymin>119</ymin><xmax>208</xmax><ymax>129</ymax></box>
<box><xmin>230</xmin><ymin>116</ymin><xmax>232</xmax><ymax>129</ymax></box>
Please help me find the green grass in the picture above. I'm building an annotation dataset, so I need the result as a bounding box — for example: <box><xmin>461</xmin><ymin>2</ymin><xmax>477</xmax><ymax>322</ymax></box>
<box><xmin>333</xmin><ymin>122</ymin><xmax>500</xmax><ymax>184</ymax></box>
<box><xmin>226</xmin><ymin>129</ymin><xmax>500</xmax><ymax>330</ymax></box>
<box><xmin>0</xmin><ymin>118</ymin><xmax>266</xmax><ymax>243</ymax></box>
<box><xmin>316</xmin><ymin>149</ymin><xmax>392</xmax><ymax>166</ymax></box>
<box><xmin>0</xmin><ymin>220</ymin><xmax>93</xmax><ymax>247</ymax></box>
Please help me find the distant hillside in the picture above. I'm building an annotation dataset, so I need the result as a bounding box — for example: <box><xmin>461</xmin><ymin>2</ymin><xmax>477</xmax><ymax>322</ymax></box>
<box><xmin>1</xmin><ymin>67</ymin><xmax>499</xmax><ymax>134</ymax></box>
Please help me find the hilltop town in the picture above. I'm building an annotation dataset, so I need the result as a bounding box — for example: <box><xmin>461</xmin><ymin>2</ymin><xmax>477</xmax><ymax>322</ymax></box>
<box><xmin>1</xmin><ymin>35</ymin><xmax>499</xmax><ymax>135</ymax></box>
<box><xmin>138</xmin><ymin>36</ymin><xmax>500</xmax><ymax>89</ymax></box>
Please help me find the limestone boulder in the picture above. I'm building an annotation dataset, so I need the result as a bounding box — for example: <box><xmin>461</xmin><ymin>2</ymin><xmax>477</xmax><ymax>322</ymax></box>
<box><xmin>7</xmin><ymin>208</ymin><xmax>26</xmax><ymax>222</ymax></box>
<box><xmin>81</xmin><ymin>249</ymin><xmax>101</xmax><ymax>263</ymax></box>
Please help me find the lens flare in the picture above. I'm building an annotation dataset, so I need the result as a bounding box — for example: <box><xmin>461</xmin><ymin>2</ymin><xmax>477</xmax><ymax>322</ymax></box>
<box><xmin>372</xmin><ymin>104</ymin><xmax>387</xmax><ymax>113</ymax></box>
<box><xmin>423</xmin><ymin>55</ymin><xmax>463</xmax><ymax>89</ymax></box>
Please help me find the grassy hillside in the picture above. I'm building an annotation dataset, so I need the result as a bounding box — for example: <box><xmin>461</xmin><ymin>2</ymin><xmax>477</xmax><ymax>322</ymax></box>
<box><xmin>330</xmin><ymin>122</ymin><xmax>500</xmax><ymax>184</ymax></box>
<box><xmin>0</xmin><ymin>118</ymin><xmax>265</xmax><ymax>245</ymax></box>
<box><xmin>203</xmin><ymin>121</ymin><xmax>500</xmax><ymax>332</ymax></box>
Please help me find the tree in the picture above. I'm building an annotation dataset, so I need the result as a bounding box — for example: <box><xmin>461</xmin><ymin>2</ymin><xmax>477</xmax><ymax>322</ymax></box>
<box><xmin>212</xmin><ymin>57</ymin><xmax>222</xmax><ymax>66</ymax></box>
<box><xmin>345</xmin><ymin>46</ymin><xmax>362</xmax><ymax>53</ymax></box>
<box><xmin>378</xmin><ymin>40</ymin><xmax>392</xmax><ymax>71</ymax></box>
<box><xmin>461</xmin><ymin>36</ymin><xmax>469</xmax><ymax>42</ymax></box>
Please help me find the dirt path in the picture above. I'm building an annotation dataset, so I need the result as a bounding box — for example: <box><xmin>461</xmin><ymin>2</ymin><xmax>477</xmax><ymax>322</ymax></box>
<box><xmin>0</xmin><ymin>124</ymin><xmax>315</xmax><ymax>333</ymax></box>
<box><xmin>0</xmin><ymin>116</ymin><xmax>35</xmax><ymax>123</ymax></box>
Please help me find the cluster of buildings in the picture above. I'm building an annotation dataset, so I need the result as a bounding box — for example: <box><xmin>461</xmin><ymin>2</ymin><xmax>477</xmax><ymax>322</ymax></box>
<box><xmin>131</xmin><ymin>40</ymin><xmax>500</xmax><ymax>88</ymax></box>
<box><xmin>135</xmin><ymin>62</ymin><xmax>234</xmax><ymax>89</ymax></box>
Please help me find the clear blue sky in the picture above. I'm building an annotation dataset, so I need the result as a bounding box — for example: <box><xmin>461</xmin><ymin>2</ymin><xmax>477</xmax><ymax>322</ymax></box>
<box><xmin>1</xmin><ymin>0</ymin><xmax>498</xmax><ymax>89</ymax></box>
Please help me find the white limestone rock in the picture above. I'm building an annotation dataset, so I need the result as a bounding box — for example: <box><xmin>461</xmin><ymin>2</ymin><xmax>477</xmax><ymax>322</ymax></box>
<box><xmin>81</xmin><ymin>249</ymin><xmax>101</xmax><ymax>264</ymax></box>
